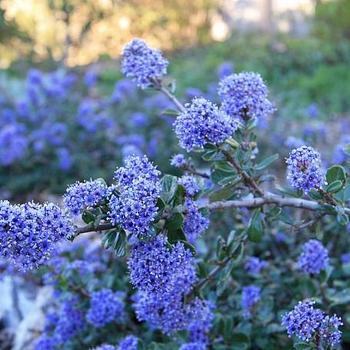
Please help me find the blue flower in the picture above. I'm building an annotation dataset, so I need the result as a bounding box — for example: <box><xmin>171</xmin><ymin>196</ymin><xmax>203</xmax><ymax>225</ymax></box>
<box><xmin>245</xmin><ymin>257</ymin><xmax>267</xmax><ymax>275</ymax></box>
<box><xmin>183</xmin><ymin>199</ymin><xmax>209</xmax><ymax>244</ymax></box>
<box><xmin>170</xmin><ymin>154</ymin><xmax>187</xmax><ymax>168</ymax></box>
<box><xmin>121</xmin><ymin>39</ymin><xmax>168</xmax><ymax>89</ymax></box>
<box><xmin>86</xmin><ymin>289</ymin><xmax>124</xmax><ymax>328</ymax></box>
<box><xmin>64</xmin><ymin>179</ymin><xmax>108</xmax><ymax>216</ymax></box>
<box><xmin>117</xmin><ymin>335</ymin><xmax>138</xmax><ymax>350</ymax></box>
<box><xmin>108</xmin><ymin>155</ymin><xmax>161</xmax><ymax>237</ymax></box>
<box><xmin>174</xmin><ymin>98</ymin><xmax>237</xmax><ymax>151</ymax></box>
<box><xmin>218</xmin><ymin>72</ymin><xmax>275</xmax><ymax>121</ymax></box>
<box><xmin>298</xmin><ymin>239</ymin><xmax>329</xmax><ymax>274</ymax></box>
<box><xmin>241</xmin><ymin>285</ymin><xmax>261</xmax><ymax>318</ymax></box>
<box><xmin>282</xmin><ymin>300</ymin><xmax>342</xmax><ymax>346</ymax></box>
<box><xmin>178</xmin><ymin>176</ymin><xmax>200</xmax><ymax>196</ymax></box>
<box><xmin>286</xmin><ymin>146</ymin><xmax>324</xmax><ymax>193</ymax></box>
<box><xmin>0</xmin><ymin>201</ymin><xmax>74</xmax><ymax>271</ymax></box>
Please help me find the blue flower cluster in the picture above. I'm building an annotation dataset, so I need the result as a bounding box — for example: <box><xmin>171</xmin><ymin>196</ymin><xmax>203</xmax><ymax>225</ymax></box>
<box><xmin>121</xmin><ymin>38</ymin><xmax>168</xmax><ymax>89</ymax></box>
<box><xmin>218</xmin><ymin>72</ymin><xmax>275</xmax><ymax>121</ymax></box>
<box><xmin>183</xmin><ymin>199</ymin><xmax>209</xmax><ymax>244</ymax></box>
<box><xmin>174</xmin><ymin>98</ymin><xmax>238</xmax><ymax>151</ymax></box>
<box><xmin>117</xmin><ymin>335</ymin><xmax>139</xmax><ymax>350</ymax></box>
<box><xmin>245</xmin><ymin>257</ymin><xmax>267</xmax><ymax>275</ymax></box>
<box><xmin>129</xmin><ymin>235</ymin><xmax>211</xmax><ymax>335</ymax></box>
<box><xmin>64</xmin><ymin>179</ymin><xmax>108</xmax><ymax>216</ymax></box>
<box><xmin>282</xmin><ymin>300</ymin><xmax>342</xmax><ymax>346</ymax></box>
<box><xmin>187</xmin><ymin>299</ymin><xmax>214</xmax><ymax>345</ymax></box>
<box><xmin>86</xmin><ymin>289</ymin><xmax>125</xmax><ymax>327</ymax></box>
<box><xmin>170</xmin><ymin>154</ymin><xmax>187</xmax><ymax>168</ymax></box>
<box><xmin>55</xmin><ymin>297</ymin><xmax>86</xmax><ymax>343</ymax></box>
<box><xmin>0</xmin><ymin>200</ymin><xmax>74</xmax><ymax>271</ymax></box>
<box><xmin>128</xmin><ymin>235</ymin><xmax>197</xmax><ymax>296</ymax></box>
<box><xmin>298</xmin><ymin>239</ymin><xmax>329</xmax><ymax>274</ymax></box>
<box><xmin>241</xmin><ymin>285</ymin><xmax>261</xmax><ymax>318</ymax></box>
<box><xmin>178</xmin><ymin>176</ymin><xmax>200</xmax><ymax>196</ymax></box>
<box><xmin>286</xmin><ymin>146</ymin><xmax>324</xmax><ymax>193</ymax></box>
<box><xmin>108</xmin><ymin>155</ymin><xmax>161</xmax><ymax>237</ymax></box>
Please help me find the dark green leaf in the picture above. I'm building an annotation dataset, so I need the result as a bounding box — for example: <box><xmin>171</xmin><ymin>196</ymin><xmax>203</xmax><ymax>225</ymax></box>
<box><xmin>325</xmin><ymin>180</ymin><xmax>344</xmax><ymax>193</ymax></box>
<box><xmin>255</xmin><ymin>154</ymin><xmax>279</xmax><ymax>171</ymax></box>
<box><xmin>247</xmin><ymin>209</ymin><xmax>263</xmax><ymax>242</ymax></box>
<box><xmin>326</xmin><ymin>165</ymin><xmax>347</xmax><ymax>184</ymax></box>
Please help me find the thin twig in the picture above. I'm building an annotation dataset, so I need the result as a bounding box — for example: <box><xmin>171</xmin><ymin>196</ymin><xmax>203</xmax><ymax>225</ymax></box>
<box><xmin>220</xmin><ymin>149</ymin><xmax>264</xmax><ymax>196</ymax></box>
<box><xmin>159</xmin><ymin>85</ymin><xmax>186</xmax><ymax>113</ymax></box>
<box><xmin>71</xmin><ymin>193</ymin><xmax>349</xmax><ymax>237</ymax></box>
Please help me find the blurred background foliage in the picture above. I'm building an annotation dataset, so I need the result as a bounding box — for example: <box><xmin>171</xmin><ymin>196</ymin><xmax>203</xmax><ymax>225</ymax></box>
<box><xmin>0</xmin><ymin>0</ymin><xmax>350</xmax><ymax>200</ymax></box>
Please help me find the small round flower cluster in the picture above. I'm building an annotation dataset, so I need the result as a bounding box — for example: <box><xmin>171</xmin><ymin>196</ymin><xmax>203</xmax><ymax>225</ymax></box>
<box><xmin>86</xmin><ymin>289</ymin><xmax>125</xmax><ymax>328</ymax></box>
<box><xmin>0</xmin><ymin>200</ymin><xmax>74</xmax><ymax>271</ymax></box>
<box><xmin>128</xmin><ymin>235</ymin><xmax>197</xmax><ymax>296</ymax></box>
<box><xmin>117</xmin><ymin>335</ymin><xmax>139</xmax><ymax>350</ymax></box>
<box><xmin>178</xmin><ymin>175</ymin><xmax>200</xmax><ymax>196</ymax></box>
<box><xmin>64</xmin><ymin>179</ymin><xmax>108</xmax><ymax>216</ymax></box>
<box><xmin>55</xmin><ymin>297</ymin><xmax>86</xmax><ymax>343</ymax></box>
<box><xmin>174</xmin><ymin>98</ymin><xmax>238</xmax><ymax>152</ymax></box>
<box><xmin>286</xmin><ymin>146</ymin><xmax>324</xmax><ymax>193</ymax></box>
<box><xmin>187</xmin><ymin>299</ymin><xmax>214</xmax><ymax>345</ymax></box>
<box><xmin>170</xmin><ymin>154</ymin><xmax>187</xmax><ymax>168</ymax></box>
<box><xmin>183</xmin><ymin>199</ymin><xmax>209</xmax><ymax>244</ymax></box>
<box><xmin>129</xmin><ymin>235</ymin><xmax>211</xmax><ymax>335</ymax></box>
<box><xmin>108</xmin><ymin>155</ymin><xmax>161</xmax><ymax>237</ymax></box>
<box><xmin>245</xmin><ymin>257</ymin><xmax>267</xmax><ymax>275</ymax></box>
<box><xmin>121</xmin><ymin>39</ymin><xmax>168</xmax><ymax>89</ymax></box>
<box><xmin>218</xmin><ymin>72</ymin><xmax>275</xmax><ymax>121</ymax></box>
<box><xmin>281</xmin><ymin>300</ymin><xmax>342</xmax><ymax>346</ymax></box>
<box><xmin>298</xmin><ymin>239</ymin><xmax>329</xmax><ymax>274</ymax></box>
<box><xmin>241</xmin><ymin>285</ymin><xmax>261</xmax><ymax>319</ymax></box>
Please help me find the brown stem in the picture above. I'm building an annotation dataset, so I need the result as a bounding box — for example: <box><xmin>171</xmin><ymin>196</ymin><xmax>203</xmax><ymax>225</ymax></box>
<box><xmin>220</xmin><ymin>149</ymin><xmax>264</xmax><ymax>196</ymax></box>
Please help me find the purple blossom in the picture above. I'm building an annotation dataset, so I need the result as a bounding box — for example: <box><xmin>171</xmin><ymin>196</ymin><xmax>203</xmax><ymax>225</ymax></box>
<box><xmin>174</xmin><ymin>98</ymin><xmax>238</xmax><ymax>151</ymax></box>
<box><xmin>128</xmin><ymin>235</ymin><xmax>197</xmax><ymax>296</ymax></box>
<box><xmin>64</xmin><ymin>179</ymin><xmax>108</xmax><ymax>216</ymax></box>
<box><xmin>281</xmin><ymin>300</ymin><xmax>342</xmax><ymax>346</ymax></box>
<box><xmin>86</xmin><ymin>289</ymin><xmax>124</xmax><ymax>327</ymax></box>
<box><xmin>179</xmin><ymin>343</ymin><xmax>206</xmax><ymax>350</ymax></box>
<box><xmin>170</xmin><ymin>154</ymin><xmax>187</xmax><ymax>168</ymax></box>
<box><xmin>178</xmin><ymin>176</ymin><xmax>200</xmax><ymax>196</ymax></box>
<box><xmin>217</xmin><ymin>62</ymin><xmax>234</xmax><ymax>79</ymax></box>
<box><xmin>183</xmin><ymin>199</ymin><xmax>209</xmax><ymax>244</ymax></box>
<box><xmin>108</xmin><ymin>155</ymin><xmax>161</xmax><ymax>237</ymax></box>
<box><xmin>0</xmin><ymin>201</ymin><xmax>74</xmax><ymax>271</ymax></box>
<box><xmin>121</xmin><ymin>39</ymin><xmax>168</xmax><ymax>89</ymax></box>
<box><xmin>55</xmin><ymin>297</ymin><xmax>85</xmax><ymax>342</ymax></box>
<box><xmin>245</xmin><ymin>257</ymin><xmax>267</xmax><ymax>275</ymax></box>
<box><xmin>286</xmin><ymin>146</ymin><xmax>324</xmax><ymax>193</ymax></box>
<box><xmin>34</xmin><ymin>334</ymin><xmax>57</xmax><ymax>350</ymax></box>
<box><xmin>298</xmin><ymin>239</ymin><xmax>329</xmax><ymax>274</ymax></box>
<box><xmin>117</xmin><ymin>335</ymin><xmax>138</xmax><ymax>350</ymax></box>
<box><xmin>218</xmin><ymin>72</ymin><xmax>275</xmax><ymax>121</ymax></box>
<box><xmin>241</xmin><ymin>285</ymin><xmax>261</xmax><ymax>318</ymax></box>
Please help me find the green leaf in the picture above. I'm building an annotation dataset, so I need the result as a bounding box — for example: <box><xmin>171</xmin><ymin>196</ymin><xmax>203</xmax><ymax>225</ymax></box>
<box><xmin>82</xmin><ymin>210</ymin><xmax>95</xmax><ymax>224</ymax></box>
<box><xmin>326</xmin><ymin>165</ymin><xmax>347</xmax><ymax>184</ymax></box>
<box><xmin>247</xmin><ymin>209</ymin><xmax>263</xmax><ymax>242</ymax></box>
<box><xmin>165</xmin><ymin>212</ymin><xmax>184</xmax><ymax>232</ymax></box>
<box><xmin>167</xmin><ymin>228</ymin><xmax>187</xmax><ymax>244</ymax></box>
<box><xmin>231</xmin><ymin>333</ymin><xmax>250</xmax><ymax>350</ymax></box>
<box><xmin>101</xmin><ymin>230</ymin><xmax>126</xmax><ymax>256</ymax></box>
<box><xmin>325</xmin><ymin>180</ymin><xmax>344</xmax><ymax>193</ymax></box>
<box><xmin>160</xmin><ymin>175</ymin><xmax>178</xmax><ymax>203</ymax></box>
<box><xmin>255</xmin><ymin>154</ymin><xmax>279</xmax><ymax>171</ymax></box>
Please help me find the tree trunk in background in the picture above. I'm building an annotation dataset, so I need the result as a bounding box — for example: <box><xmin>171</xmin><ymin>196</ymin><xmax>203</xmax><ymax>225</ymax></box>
<box><xmin>262</xmin><ymin>0</ymin><xmax>274</xmax><ymax>34</ymax></box>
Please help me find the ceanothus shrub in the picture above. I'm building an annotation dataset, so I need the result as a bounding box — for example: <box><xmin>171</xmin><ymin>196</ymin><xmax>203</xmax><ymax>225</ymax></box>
<box><xmin>2</xmin><ymin>39</ymin><xmax>350</xmax><ymax>350</ymax></box>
